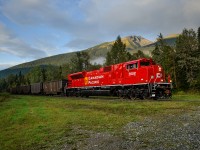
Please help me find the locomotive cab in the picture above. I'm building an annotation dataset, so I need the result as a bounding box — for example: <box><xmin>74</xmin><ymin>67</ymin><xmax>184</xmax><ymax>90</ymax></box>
<box><xmin>124</xmin><ymin>58</ymin><xmax>172</xmax><ymax>99</ymax></box>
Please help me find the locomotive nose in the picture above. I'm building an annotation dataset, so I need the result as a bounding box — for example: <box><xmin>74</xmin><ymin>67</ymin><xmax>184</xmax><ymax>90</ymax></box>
<box><xmin>153</xmin><ymin>65</ymin><xmax>165</xmax><ymax>83</ymax></box>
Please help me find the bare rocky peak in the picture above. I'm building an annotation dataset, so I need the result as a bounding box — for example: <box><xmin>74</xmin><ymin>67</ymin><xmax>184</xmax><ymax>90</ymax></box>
<box><xmin>123</xmin><ymin>35</ymin><xmax>153</xmax><ymax>47</ymax></box>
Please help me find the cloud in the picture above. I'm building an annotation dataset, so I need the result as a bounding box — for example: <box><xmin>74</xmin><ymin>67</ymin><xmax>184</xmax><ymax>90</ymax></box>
<box><xmin>0</xmin><ymin>63</ymin><xmax>13</xmax><ymax>70</ymax></box>
<box><xmin>79</xmin><ymin>0</ymin><xmax>200</xmax><ymax>36</ymax></box>
<box><xmin>1</xmin><ymin>0</ymin><xmax>73</xmax><ymax>29</ymax></box>
<box><xmin>0</xmin><ymin>61</ymin><xmax>24</xmax><ymax>70</ymax></box>
<box><xmin>72</xmin><ymin>0</ymin><xmax>200</xmax><ymax>45</ymax></box>
<box><xmin>0</xmin><ymin>23</ymin><xmax>47</xmax><ymax>59</ymax></box>
<box><xmin>1</xmin><ymin>0</ymin><xmax>200</xmax><ymax>51</ymax></box>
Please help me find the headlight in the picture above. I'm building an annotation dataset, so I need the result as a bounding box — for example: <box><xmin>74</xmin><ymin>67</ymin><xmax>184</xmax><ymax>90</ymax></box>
<box><xmin>158</xmin><ymin>67</ymin><xmax>162</xmax><ymax>72</ymax></box>
<box><xmin>156</xmin><ymin>73</ymin><xmax>162</xmax><ymax>78</ymax></box>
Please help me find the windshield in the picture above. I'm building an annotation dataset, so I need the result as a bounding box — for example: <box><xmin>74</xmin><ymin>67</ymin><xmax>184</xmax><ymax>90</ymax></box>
<box><xmin>126</xmin><ymin>63</ymin><xmax>138</xmax><ymax>70</ymax></box>
<box><xmin>140</xmin><ymin>61</ymin><xmax>150</xmax><ymax>66</ymax></box>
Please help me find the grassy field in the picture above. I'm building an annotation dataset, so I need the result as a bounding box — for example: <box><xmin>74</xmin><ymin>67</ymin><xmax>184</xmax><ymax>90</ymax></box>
<box><xmin>0</xmin><ymin>93</ymin><xmax>200</xmax><ymax>150</ymax></box>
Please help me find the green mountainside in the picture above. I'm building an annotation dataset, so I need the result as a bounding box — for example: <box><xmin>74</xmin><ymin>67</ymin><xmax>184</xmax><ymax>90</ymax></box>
<box><xmin>0</xmin><ymin>34</ymin><xmax>178</xmax><ymax>78</ymax></box>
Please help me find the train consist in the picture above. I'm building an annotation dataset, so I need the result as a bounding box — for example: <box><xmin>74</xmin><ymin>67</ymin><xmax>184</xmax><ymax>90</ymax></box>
<box><xmin>10</xmin><ymin>58</ymin><xmax>172</xmax><ymax>99</ymax></box>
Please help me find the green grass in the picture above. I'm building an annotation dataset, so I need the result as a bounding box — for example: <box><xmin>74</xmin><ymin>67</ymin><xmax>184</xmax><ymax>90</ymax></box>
<box><xmin>0</xmin><ymin>94</ymin><xmax>200</xmax><ymax>150</ymax></box>
<box><xmin>0</xmin><ymin>92</ymin><xmax>10</xmax><ymax>102</ymax></box>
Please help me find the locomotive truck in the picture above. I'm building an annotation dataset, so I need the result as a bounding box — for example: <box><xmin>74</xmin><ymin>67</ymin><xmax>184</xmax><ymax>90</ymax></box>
<box><xmin>65</xmin><ymin>58</ymin><xmax>172</xmax><ymax>99</ymax></box>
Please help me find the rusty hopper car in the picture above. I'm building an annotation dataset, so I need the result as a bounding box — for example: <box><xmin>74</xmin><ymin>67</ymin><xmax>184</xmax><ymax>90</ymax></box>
<box><xmin>31</xmin><ymin>83</ymin><xmax>43</xmax><ymax>94</ymax></box>
<box><xmin>43</xmin><ymin>80</ymin><xmax>67</xmax><ymax>95</ymax></box>
<box><xmin>21</xmin><ymin>85</ymin><xmax>31</xmax><ymax>94</ymax></box>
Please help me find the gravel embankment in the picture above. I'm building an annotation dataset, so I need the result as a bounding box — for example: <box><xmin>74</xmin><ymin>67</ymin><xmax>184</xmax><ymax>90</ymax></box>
<box><xmin>56</xmin><ymin>107</ymin><xmax>200</xmax><ymax>150</ymax></box>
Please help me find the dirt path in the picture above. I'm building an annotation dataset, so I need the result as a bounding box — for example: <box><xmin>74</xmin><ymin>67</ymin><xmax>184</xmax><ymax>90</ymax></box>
<box><xmin>54</xmin><ymin>106</ymin><xmax>200</xmax><ymax>150</ymax></box>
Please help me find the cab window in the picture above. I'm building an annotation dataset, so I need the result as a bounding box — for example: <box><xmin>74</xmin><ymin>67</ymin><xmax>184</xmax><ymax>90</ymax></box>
<box><xmin>126</xmin><ymin>63</ymin><xmax>138</xmax><ymax>70</ymax></box>
<box><xmin>140</xmin><ymin>61</ymin><xmax>150</xmax><ymax>66</ymax></box>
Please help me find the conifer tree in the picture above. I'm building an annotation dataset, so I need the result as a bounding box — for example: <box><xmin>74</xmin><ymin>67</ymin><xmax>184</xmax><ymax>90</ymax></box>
<box><xmin>0</xmin><ymin>78</ymin><xmax>7</xmax><ymax>92</ymax></box>
<box><xmin>105</xmin><ymin>35</ymin><xmax>129</xmax><ymax>65</ymax></box>
<box><xmin>41</xmin><ymin>68</ymin><xmax>46</xmax><ymax>82</ymax></box>
<box><xmin>59</xmin><ymin>66</ymin><xmax>63</xmax><ymax>80</ymax></box>
<box><xmin>152</xmin><ymin>43</ymin><xmax>161</xmax><ymax>62</ymax></box>
<box><xmin>29</xmin><ymin>66</ymin><xmax>42</xmax><ymax>83</ymax></box>
<box><xmin>61</xmin><ymin>63</ymin><xmax>71</xmax><ymax>79</ymax></box>
<box><xmin>197</xmin><ymin>27</ymin><xmax>200</xmax><ymax>88</ymax></box>
<box><xmin>70</xmin><ymin>51</ymin><xmax>91</xmax><ymax>72</ymax></box>
<box><xmin>176</xmin><ymin>28</ymin><xmax>199</xmax><ymax>89</ymax></box>
<box><xmin>134</xmin><ymin>50</ymin><xmax>146</xmax><ymax>59</ymax></box>
<box><xmin>198</xmin><ymin>27</ymin><xmax>200</xmax><ymax>52</ymax></box>
<box><xmin>105</xmin><ymin>51</ymin><xmax>112</xmax><ymax>66</ymax></box>
<box><xmin>18</xmin><ymin>71</ymin><xmax>22</xmax><ymax>85</ymax></box>
<box><xmin>6</xmin><ymin>74</ymin><xmax>16</xmax><ymax>88</ymax></box>
<box><xmin>152</xmin><ymin>33</ymin><xmax>176</xmax><ymax>86</ymax></box>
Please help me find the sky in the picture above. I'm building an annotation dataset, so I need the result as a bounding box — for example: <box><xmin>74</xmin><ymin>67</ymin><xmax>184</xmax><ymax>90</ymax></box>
<box><xmin>0</xmin><ymin>0</ymin><xmax>200</xmax><ymax>70</ymax></box>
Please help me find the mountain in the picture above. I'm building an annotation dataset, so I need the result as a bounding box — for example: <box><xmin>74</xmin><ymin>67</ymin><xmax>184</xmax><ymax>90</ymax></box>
<box><xmin>130</xmin><ymin>34</ymin><xmax>179</xmax><ymax>56</ymax></box>
<box><xmin>0</xmin><ymin>35</ymin><xmax>178</xmax><ymax>78</ymax></box>
<box><xmin>86</xmin><ymin>35</ymin><xmax>153</xmax><ymax>62</ymax></box>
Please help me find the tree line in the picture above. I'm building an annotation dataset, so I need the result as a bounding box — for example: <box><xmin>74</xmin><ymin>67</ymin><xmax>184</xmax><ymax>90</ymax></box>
<box><xmin>152</xmin><ymin>28</ymin><xmax>200</xmax><ymax>91</ymax></box>
<box><xmin>0</xmin><ymin>27</ymin><xmax>200</xmax><ymax>92</ymax></box>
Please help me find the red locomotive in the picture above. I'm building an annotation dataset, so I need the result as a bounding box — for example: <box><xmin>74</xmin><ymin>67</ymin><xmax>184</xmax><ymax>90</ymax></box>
<box><xmin>65</xmin><ymin>58</ymin><xmax>172</xmax><ymax>99</ymax></box>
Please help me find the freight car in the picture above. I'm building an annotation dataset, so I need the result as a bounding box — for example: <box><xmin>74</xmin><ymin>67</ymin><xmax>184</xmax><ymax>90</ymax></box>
<box><xmin>43</xmin><ymin>80</ymin><xmax>67</xmax><ymax>95</ymax></box>
<box><xmin>20</xmin><ymin>85</ymin><xmax>31</xmax><ymax>94</ymax></box>
<box><xmin>31</xmin><ymin>83</ymin><xmax>43</xmax><ymax>94</ymax></box>
<box><xmin>10</xmin><ymin>80</ymin><xmax>67</xmax><ymax>95</ymax></box>
<box><xmin>10</xmin><ymin>85</ymin><xmax>31</xmax><ymax>94</ymax></box>
<box><xmin>65</xmin><ymin>58</ymin><xmax>172</xmax><ymax>99</ymax></box>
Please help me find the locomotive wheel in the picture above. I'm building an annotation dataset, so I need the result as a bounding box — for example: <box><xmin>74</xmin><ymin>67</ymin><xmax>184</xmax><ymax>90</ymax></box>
<box><xmin>139</xmin><ymin>95</ymin><xmax>145</xmax><ymax>100</ymax></box>
<box><xmin>75</xmin><ymin>92</ymin><xmax>80</xmax><ymax>97</ymax></box>
<box><xmin>153</xmin><ymin>97</ymin><xmax>158</xmax><ymax>100</ymax></box>
<box><xmin>117</xmin><ymin>90</ymin><xmax>124</xmax><ymax>99</ymax></box>
<box><xmin>80</xmin><ymin>93</ymin><xmax>84</xmax><ymax>97</ymax></box>
<box><xmin>129</xmin><ymin>94</ymin><xmax>137</xmax><ymax>100</ymax></box>
<box><xmin>123</xmin><ymin>89</ymin><xmax>129</xmax><ymax>99</ymax></box>
<box><xmin>129</xmin><ymin>89</ymin><xmax>137</xmax><ymax>100</ymax></box>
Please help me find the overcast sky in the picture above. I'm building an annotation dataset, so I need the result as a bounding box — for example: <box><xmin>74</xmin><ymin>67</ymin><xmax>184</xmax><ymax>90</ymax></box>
<box><xmin>0</xmin><ymin>0</ymin><xmax>200</xmax><ymax>70</ymax></box>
